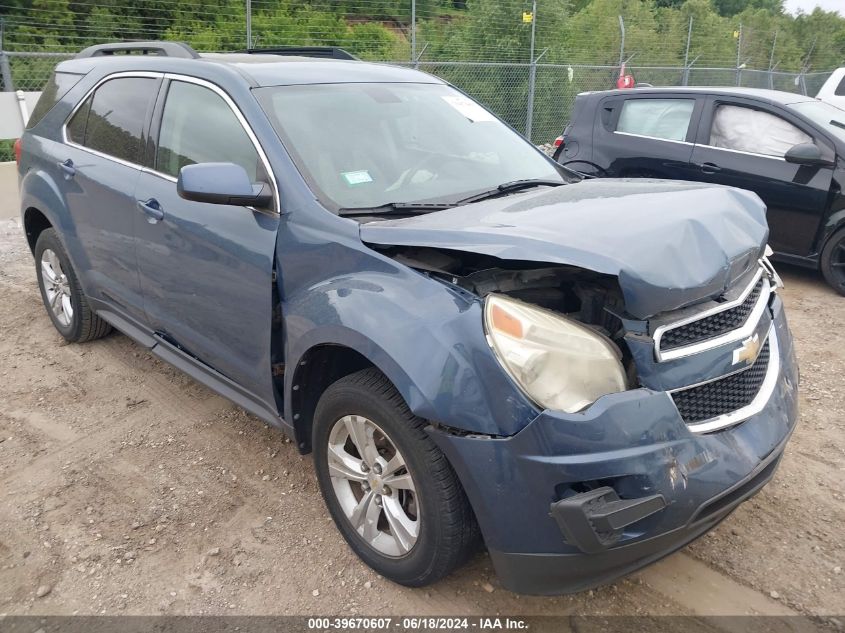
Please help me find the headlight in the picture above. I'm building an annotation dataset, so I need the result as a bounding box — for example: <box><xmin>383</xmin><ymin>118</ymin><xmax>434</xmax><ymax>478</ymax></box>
<box><xmin>484</xmin><ymin>294</ymin><xmax>628</xmax><ymax>413</ymax></box>
<box><xmin>762</xmin><ymin>244</ymin><xmax>784</xmax><ymax>289</ymax></box>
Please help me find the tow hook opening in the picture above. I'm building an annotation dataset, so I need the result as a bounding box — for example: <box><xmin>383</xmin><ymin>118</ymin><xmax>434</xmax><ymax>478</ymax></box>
<box><xmin>550</xmin><ymin>487</ymin><xmax>666</xmax><ymax>554</ymax></box>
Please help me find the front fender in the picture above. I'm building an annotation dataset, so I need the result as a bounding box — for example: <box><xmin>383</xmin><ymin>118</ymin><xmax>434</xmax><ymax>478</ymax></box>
<box><xmin>282</xmin><ymin>263</ymin><xmax>538</xmax><ymax>437</ymax></box>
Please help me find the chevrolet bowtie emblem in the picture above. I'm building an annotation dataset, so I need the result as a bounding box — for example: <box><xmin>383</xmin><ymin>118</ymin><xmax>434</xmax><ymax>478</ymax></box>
<box><xmin>732</xmin><ymin>333</ymin><xmax>761</xmax><ymax>365</ymax></box>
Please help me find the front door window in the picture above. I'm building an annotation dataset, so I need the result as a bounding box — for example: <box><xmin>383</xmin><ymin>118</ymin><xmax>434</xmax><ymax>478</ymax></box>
<box><xmin>709</xmin><ymin>105</ymin><xmax>812</xmax><ymax>157</ymax></box>
<box><xmin>156</xmin><ymin>80</ymin><xmax>261</xmax><ymax>181</ymax></box>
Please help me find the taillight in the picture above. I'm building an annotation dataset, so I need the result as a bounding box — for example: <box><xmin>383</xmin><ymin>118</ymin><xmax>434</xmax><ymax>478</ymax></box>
<box><xmin>553</xmin><ymin>135</ymin><xmax>564</xmax><ymax>148</ymax></box>
<box><xmin>14</xmin><ymin>138</ymin><xmax>22</xmax><ymax>165</ymax></box>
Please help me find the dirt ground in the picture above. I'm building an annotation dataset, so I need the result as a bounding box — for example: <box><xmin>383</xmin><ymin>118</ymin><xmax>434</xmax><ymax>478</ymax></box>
<box><xmin>0</xmin><ymin>214</ymin><xmax>842</xmax><ymax>622</ymax></box>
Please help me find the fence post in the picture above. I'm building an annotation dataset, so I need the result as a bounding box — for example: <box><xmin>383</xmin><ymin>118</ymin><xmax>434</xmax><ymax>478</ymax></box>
<box><xmin>0</xmin><ymin>19</ymin><xmax>10</xmax><ymax>93</ymax></box>
<box><xmin>525</xmin><ymin>0</ymin><xmax>537</xmax><ymax>141</ymax></box>
<box><xmin>767</xmin><ymin>30</ymin><xmax>777</xmax><ymax>90</ymax></box>
<box><xmin>410</xmin><ymin>0</ymin><xmax>416</xmax><ymax>64</ymax></box>
<box><xmin>797</xmin><ymin>38</ymin><xmax>816</xmax><ymax>96</ymax></box>
<box><xmin>682</xmin><ymin>16</ymin><xmax>693</xmax><ymax>86</ymax></box>
<box><xmin>245</xmin><ymin>0</ymin><xmax>252</xmax><ymax>49</ymax></box>
<box><xmin>618</xmin><ymin>15</ymin><xmax>625</xmax><ymax>71</ymax></box>
<box><xmin>525</xmin><ymin>63</ymin><xmax>536</xmax><ymax>141</ymax></box>
<box><xmin>412</xmin><ymin>42</ymin><xmax>427</xmax><ymax>69</ymax></box>
<box><xmin>0</xmin><ymin>51</ymin><xmax>13</xmax><ymax>93</ymax></box>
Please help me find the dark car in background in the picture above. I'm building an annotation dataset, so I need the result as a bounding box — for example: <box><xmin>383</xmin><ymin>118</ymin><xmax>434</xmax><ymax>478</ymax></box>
<box><xmin>553</xmin><ymin>87</ymin><xmax>845</xmax><ymax>294</ymax></box>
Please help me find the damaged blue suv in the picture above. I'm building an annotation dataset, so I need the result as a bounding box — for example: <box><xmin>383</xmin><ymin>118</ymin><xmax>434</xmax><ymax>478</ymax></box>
<box><xmin>17</xmin><ymin>41</ymin><xmax>799</xmax><ymax>594</ymax></box>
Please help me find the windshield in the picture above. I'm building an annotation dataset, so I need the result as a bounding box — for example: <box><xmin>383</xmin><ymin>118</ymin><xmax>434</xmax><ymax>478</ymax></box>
<box><xmin>255</xmin><ymin>82</ymin><xmax>572</xmax><ymax>211</ymax></box>
<box><xmin>791</xmin><ymin>100</ymin><xmax>845</xmax><ymax>144</ymax></box>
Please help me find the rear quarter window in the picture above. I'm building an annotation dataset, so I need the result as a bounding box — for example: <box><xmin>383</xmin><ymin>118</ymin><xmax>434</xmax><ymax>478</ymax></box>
<box><xmin>616</xmin><ymin>98</ymin><xmax>695</xmax><ymax>142</ymax></box>
<box><xmin>26</xmin><ymin>71</ymin><xmax>84</xmax><ymax>129</ymax></box>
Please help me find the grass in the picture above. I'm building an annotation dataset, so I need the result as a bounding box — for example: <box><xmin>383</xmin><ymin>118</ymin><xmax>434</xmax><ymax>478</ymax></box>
<box><xmin>0</xmin><ymin>139</ymin><xmax>15</xmax><ymax>163</ymax></box>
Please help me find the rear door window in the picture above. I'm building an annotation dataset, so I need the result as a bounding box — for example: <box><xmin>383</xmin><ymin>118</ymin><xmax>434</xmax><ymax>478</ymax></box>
<box><xmin>66</xmin><ymin>77</ymin><xmax>158</xmax><ymax>165</ymax></box>
<box><xmin>616</xmin><ymin>98</ymin><xmax>695</xmax><ymax>142</ymax></box>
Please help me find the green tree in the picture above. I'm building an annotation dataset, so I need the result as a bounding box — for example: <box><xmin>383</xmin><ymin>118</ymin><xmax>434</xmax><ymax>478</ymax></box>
<box><xmin>712</xmin><ymin>0</ymin><xmax>783</xmax><ymax>17</ymax></box>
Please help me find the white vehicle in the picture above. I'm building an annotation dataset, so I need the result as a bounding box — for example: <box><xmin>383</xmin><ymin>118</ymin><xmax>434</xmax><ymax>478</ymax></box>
<box><xmin>817</xmin><ymin>68</ymin><xmax>845</xmax><ymax>110</ymax></box>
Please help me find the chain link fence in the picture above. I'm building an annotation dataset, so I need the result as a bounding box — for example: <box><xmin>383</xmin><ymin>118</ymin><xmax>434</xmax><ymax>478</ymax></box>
<box><xmin>0</xmin><ymin>50</ymin><xmax>72</xmax><ymax>90</ymax></box>
<box><xmin>410</xmin><ymin>61</ymin><xmax>832</xmax><ymax>144</ymax></box>
<box><xmin>1</xmin><ymin>0</ymin><xmax>842</xmax><ymax>163</ymax></box>
<box><xmin>0</xmin><ymin>50</ymin><xmax>71</xmax><ymax>160</ymax></box>
<box><xmin>0</xmin><ymin>50</ymin><xmax>835</xmax><ymax>161</ymax></box>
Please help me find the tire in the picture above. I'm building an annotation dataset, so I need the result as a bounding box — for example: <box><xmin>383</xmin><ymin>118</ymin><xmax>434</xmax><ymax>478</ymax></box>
<box><xmin>313</xmin><ymin>368</ymin><xmax>479</xmax><ymax>587</ymax></box>
<box><xmin>820</xmin><ymin>228</ymin><xmax>845</xmax><ymax>296</ymax></box>
<box><xmin>34</xmin><ymin>228</ymin><xmax>112</xmax><ymax>343</ymax></box>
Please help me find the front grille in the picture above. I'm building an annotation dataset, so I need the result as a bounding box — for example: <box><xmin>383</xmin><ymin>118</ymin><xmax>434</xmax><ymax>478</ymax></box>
<box><xmin>660</xmin><ymin>278</ymin><xmax>765</xmax><ymax>352</ymax></box>
<box><xmin>671</xmin><ymin>338</ymin><xmax>771</xmax><ymax>424</ymax></box>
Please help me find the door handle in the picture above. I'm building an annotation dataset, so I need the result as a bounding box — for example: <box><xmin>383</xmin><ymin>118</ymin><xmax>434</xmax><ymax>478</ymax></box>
<box><xmin>698</xmin><ymin>162</ymin><xmax>722</xmax><ymax>175</ymax></box>
<box><xmin>137</xmin><ymin>198</ymin><xmax>165</xmax><ymax>223</ymax></box>
<box><xmin>57</xmin><ymin>159</ymin><xmax>76</xmax><ymax>179</ymax></box>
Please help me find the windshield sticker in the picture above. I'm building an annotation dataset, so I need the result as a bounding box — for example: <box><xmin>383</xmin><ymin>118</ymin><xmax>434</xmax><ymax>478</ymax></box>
<box><xmin>441</xmin><ymin>96</ymin><xmax>497</xmax><ymax>122</ymax></box>
<box><xmin>342</xmin><ymin>170</ymin><xmax>374</xmax><ymax>186</ymax></box>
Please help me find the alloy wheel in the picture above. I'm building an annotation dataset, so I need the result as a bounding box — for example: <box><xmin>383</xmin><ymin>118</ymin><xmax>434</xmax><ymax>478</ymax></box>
<box><xmin>327</xmin><ymin>414</ymin><xmax>420</xmax><ymax>557</ymax></box>
<box><xmin>40</xmin><ymin>248</ymin><xmax>73</xmax><ymax>327</ymax></box>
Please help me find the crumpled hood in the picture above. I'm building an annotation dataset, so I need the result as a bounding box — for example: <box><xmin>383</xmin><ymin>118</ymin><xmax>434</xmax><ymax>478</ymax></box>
<box><xmin>360</xmin><ymin>179</ymin><xmax>768</xmax><ymax>319</ymax></box>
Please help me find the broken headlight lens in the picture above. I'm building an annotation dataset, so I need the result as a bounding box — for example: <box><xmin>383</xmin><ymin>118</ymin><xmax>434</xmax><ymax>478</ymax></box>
<box><xmin>484</xmin><ymin>294</ymin><xmax>628</xmax><ymax>413</ymax></box>
<box><xmin>762</xmin><ymin>244</ymin><xmax>783</xmax><ymax>289</ymax></box>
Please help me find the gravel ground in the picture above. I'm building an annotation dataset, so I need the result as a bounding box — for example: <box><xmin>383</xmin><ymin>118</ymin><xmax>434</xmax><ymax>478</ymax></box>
<box><xmin>0</xmin><ymin>216</ymin><xmax>842</xmax><ymax>622</ymax></box>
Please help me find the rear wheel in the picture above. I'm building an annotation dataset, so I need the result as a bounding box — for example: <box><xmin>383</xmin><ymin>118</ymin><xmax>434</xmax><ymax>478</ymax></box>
<box><xmin>34</xmin><ymin>228</ymin><xmax>112</xmax><ymax>342</ymax></box>
<box><xmin>820</xmin><ymin>228</ymin><xmax>845</xmax><ymax>296</ymax></box>
<box><xmin>313</xmin><ymin>368</ymin><xmax>478</xmax><ymax>586</ymax></box>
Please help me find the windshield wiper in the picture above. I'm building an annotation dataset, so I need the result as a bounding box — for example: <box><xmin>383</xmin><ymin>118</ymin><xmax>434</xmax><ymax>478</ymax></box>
<box><xmin>456</xmin><ymin>179</ymin><xmax>566</xmax><ymax>205</ymax></box>
<box><xmin>337</xmin><ymin>179</ymin><xmax>565</xmax><ymax>217</ymax></box>
<box><xmin>338</xmin><ymin>202</ymin><xmax>456</xmax><ymax>218</ymax></box>
<box><xmin>830</xmin><ymin>119</ymin><xmax>845</xmax><ymax>130</ymax></box>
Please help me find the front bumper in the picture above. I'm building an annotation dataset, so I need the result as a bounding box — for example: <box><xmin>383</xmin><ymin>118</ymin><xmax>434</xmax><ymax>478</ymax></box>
<box><xmin>428</xmin><ymin>296</ymin><xmax>799</xmax><ymax>595</ymax></box>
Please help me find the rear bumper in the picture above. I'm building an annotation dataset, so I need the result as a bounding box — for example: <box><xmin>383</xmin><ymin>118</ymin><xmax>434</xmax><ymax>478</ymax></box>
<box><xmin>428</xmin><ymin>297</ymin><xmax>799</xmax><ymax>594</ymax></box>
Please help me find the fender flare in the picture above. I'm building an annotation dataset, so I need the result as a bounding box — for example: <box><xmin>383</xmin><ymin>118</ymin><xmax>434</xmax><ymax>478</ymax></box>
<box><xmin>20</xmin><ymin>168</ymin><xmax>80</xmax><ymax>259</ymax></box>
<box><xmin>285</xmin><ymin>324</ymin><xmax>426</xmax><ymax>417</ymax></box>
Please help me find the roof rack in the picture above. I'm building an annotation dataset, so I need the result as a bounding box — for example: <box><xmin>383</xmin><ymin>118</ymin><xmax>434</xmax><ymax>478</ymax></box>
<box><xmin>240</xmin><ymin>46</ymin><xmax>358</xmax><ymax>61</ymax></box>
<box><xmin>75</xmin><ymin>41</ymin><xmax>198</xmax><ymax>59</ymax></box>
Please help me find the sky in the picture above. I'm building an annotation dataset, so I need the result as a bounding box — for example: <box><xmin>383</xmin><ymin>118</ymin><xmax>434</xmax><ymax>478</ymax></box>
<box><xmin>782</xmin><ymin>0</ymin><xmax>843</xmax><ymax>15</ymax></box>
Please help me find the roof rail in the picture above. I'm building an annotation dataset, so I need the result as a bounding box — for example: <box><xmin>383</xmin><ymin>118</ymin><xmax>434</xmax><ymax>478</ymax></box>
<box><xmin>75</xmin><ymin>41</ymin><xmax>199</xmax><ymax>59</ymax></box>
<box><xmin>241</xmin><ymin>46</ymin><xmax>358</xmax><ymax>61</ymax></box>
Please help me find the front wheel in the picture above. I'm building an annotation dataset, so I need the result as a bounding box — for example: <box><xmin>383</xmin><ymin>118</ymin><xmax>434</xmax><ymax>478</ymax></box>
<box><xmin>313</xmin><ymin>368</ymin><xmax>479</xmax><ymax>586</ymax></box>
<box><xmin>820</xmin><ymin>227</ymin><xmax>845</xmax><ymax>296</ymax></box>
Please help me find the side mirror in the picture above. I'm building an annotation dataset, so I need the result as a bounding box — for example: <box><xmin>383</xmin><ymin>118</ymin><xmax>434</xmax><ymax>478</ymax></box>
<box><xmin>177</xmin><ymin>162</ymin><xmax>272</xmax><ymax>208</ymax></box>
<box><xmin>784</xmin><ymin>143</ymin><xmax>832</xmax><ymax>167</ymax></box>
